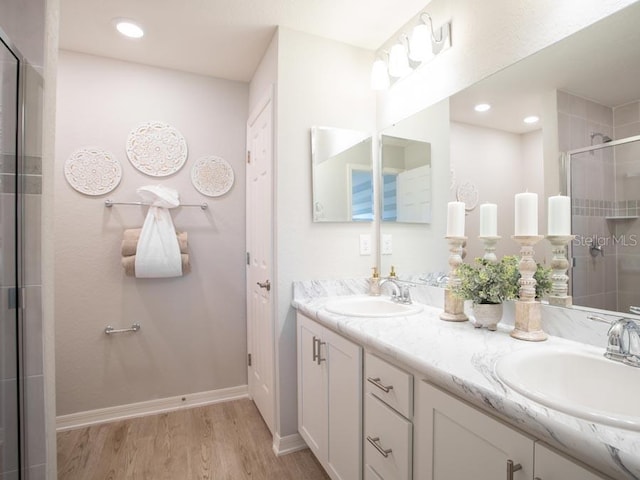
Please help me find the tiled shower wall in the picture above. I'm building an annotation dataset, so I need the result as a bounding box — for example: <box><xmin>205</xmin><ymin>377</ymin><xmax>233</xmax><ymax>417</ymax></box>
<box><xmin>560</xmin><ymin>91</ymin><xmax>640</xmax><ymax>312</ymax></box>
<box><xmin>558</xmin><ymin>90</ymin><xmax>617</xmax><ymax>310</ymax></box>
<box><xmin>612</xmin><ymin>101</ymin><xmax>640</xmax><ymax>313</ymax></box>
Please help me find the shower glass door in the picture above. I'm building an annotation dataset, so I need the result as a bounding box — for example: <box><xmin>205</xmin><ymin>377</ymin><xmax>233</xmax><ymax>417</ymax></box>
<box><xmin>0</xmin><ymin>36</ymin><xmax>22</xmax><ymax>478</ymax></box>
<box><xmin>569</xmin><ymin>135</ymin><xmax>640</xmax><ymax>313</ymax></box>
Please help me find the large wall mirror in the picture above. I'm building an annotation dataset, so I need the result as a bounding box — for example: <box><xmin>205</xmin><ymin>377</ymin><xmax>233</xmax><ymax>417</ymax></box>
<box><xmin>311</xmin><ymin>126</ymin><xmax>373</xmax><ymax>222</ymax></box>
<box><xmin>381</xmin><ymin>134</ymin><xmax>432</xmax><ymax>223</ymax></box>
<box><xmin>383</xmin><ymin>1</ymin><xmax>640</xmax><ymax>317</ymax></box>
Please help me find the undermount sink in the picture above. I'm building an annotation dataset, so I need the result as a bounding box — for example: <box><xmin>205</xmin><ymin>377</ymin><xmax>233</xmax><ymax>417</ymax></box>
<box><xmin>495</xmin><ymin>347</ymin><xmax>640</xmax><ymax>430</ymax></box>
<box><xmin>324</xmin><ymin>296</ymin><xmax>423</xmax><ymax>318</ymax></box>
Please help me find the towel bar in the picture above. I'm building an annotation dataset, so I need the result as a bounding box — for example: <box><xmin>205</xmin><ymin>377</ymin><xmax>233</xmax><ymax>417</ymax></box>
<box><xmin>105</xmin><ymin>323</ymin><xmax>141</xmax><ymax>335</ymax></box>
<box><xmin>105</xmin><ymin>199</ymin><xmax>208</xmax><ymax>210</ymax></box>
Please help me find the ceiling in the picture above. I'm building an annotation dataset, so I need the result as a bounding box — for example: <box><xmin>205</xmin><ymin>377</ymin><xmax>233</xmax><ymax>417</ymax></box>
<box><xmin>59</xmin><ymin>0</ymin><xmax>429</xmax><ymax>82</ymax></box>
<box><xmin>450</xmin><ymin>2</ymin><xmax>640</xmax><ymax>134</ymax></box>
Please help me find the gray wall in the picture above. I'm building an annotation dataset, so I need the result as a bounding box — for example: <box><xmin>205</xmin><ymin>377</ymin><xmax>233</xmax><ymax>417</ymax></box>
<box><xmin>54</xmin><ymin>51</ymin><xmax>249</xmax><ymax>415</ymax></box>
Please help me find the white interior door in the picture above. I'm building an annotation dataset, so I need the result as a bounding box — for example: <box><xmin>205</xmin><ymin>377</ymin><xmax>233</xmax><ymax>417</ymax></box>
<box><xmin>246</xmin><ymin>90</ymin><xmax>275</xmax><ymax>434</ymax></box>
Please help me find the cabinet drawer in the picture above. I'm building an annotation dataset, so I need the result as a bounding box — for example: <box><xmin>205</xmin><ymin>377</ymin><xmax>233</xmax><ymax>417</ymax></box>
<box><xmin>365</xmin><ymin>352</ymin><xmax>413</xmax><ymax>418</ymax></box>
<box><xmin>365</xmin><ymin>393</ymin><xmax>412</xmax><ymax>480</ymax></box>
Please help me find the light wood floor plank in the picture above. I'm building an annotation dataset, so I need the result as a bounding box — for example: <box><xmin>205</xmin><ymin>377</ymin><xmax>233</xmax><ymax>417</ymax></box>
<box><xmin>57</xmin><ymin>398</ymin><xmax>330</xmax><ymax>480</ymax></box>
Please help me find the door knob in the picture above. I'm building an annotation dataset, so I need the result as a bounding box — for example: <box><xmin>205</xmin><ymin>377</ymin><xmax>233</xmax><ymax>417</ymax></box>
<box><xmin>257</xmin><ymin>280</ymin><xmax>271</xmax><ymax>291</ymax></box>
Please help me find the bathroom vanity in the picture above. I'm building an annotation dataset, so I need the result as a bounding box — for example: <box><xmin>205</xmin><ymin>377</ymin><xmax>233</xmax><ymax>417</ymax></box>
<box><xmin>293</xmin><ymin>280</ymin><xmax>640</xmax><ymax>480</ymax></box>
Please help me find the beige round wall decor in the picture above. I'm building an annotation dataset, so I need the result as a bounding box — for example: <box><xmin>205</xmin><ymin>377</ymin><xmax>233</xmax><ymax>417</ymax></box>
<box><xmin>126</xmin><ymin>121</ymin><xmax>188</xmax><ymax>177</ymax></box>
<box><xmin>64</xmin><ymin>147</ymin><xmax>122</xmax><ymax>196</ymax></box>
<box><xmin>191</xmin><ymin>155</ymin><xmax>234</xmax><ymax>197</ymax></box>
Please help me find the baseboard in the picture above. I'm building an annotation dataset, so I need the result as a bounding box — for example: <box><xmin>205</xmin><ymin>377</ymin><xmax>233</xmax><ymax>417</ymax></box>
<box><xmin>272</xmin><ymin>432</ymin><xmax>308</xmax><ymax>456</ymax></box>
<box><xmin>56</xmin><ymin>385</ymin><xmax>249</xmax><ymax>432</ymax></box>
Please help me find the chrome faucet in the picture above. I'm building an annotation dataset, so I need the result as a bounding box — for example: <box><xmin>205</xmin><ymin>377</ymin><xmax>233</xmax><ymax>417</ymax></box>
<box><xmin>379</xmin><ymin>278</ymin><xmax>413</xmax><ymax>304</ymax></box>
<box><xmin>588</xmin><ymin>315</ymin><xmax>640</xmax><ymax>367</ymax></box>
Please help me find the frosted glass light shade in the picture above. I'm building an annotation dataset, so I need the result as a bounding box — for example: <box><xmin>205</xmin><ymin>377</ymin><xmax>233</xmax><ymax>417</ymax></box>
<box><xmin>388</xmin><ymin>43</ymin><xmax>411</xmax><ymax>78</ymax></box>
<box><xmin>409</xmin><ymin>24</ymin><xmax>434</xmax><ymax>62</ymax></box>
<box><xmin>370</xmin><ymin>59</ymin><xmax>390</xmax><ymax>90</ymax></box>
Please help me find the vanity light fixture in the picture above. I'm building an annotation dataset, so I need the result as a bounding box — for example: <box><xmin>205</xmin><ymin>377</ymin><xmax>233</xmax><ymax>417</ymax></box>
<box><xmin>370</xmin><ymin>12</ymin><xmax>452</xmax><ymax>90</ymax></box>
<box><xmin>114</xmin><ymin>19</ymin><xmax>144</xmax><ymax>39</ymax></box>
<box><xmin>371</xmin><ymin>58</ymin><xmax>390</xmax><ymax>90</ymax></box>
<box><xmin>388</xmin><ymin>38</ymin><xmax>411</xmax><ymax>78</ymax></box>
<box><xmin>523</xmin><ymin>115</ymin><xmax>540</xmax><ymax>124</ymax></box>
<box><xmin>474</xmin><ymin>103</ymin><xmax>491</xmax><ymax>112</ymax></box>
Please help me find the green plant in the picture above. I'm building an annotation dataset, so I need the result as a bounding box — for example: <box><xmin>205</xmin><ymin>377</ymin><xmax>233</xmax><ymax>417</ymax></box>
<box><xmin>533</xmin><ymin>263</ymin><xmax>553</xmax><ymax>299</ymax></box>
<box><xmin>452</xmin><ymin>256</ymin><xmax>519</xmax><ymax>305</ymax></box>
<box><xmin>453</xmin><ymin>255</ymin><xmax>553</xmax><ymax>304</ymax></box>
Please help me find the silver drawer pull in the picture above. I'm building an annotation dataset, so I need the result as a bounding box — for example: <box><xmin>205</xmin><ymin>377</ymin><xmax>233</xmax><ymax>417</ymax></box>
<box><xmin>367</xmin><ymin>376</ymin><xmax>394</xmax><ymax>393</ymax></box>
<box><xmin>367</xmin><ymin>436</ymin><xmax>392</xmax><ymax>458</ymax></box>
<box><xmin>507</xmin><ymin>459</ymin><xmax>522</xmax><ymax>480</ymax></box>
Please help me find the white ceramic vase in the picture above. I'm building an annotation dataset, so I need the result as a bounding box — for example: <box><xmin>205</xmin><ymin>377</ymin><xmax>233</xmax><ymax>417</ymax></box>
<box><xmin>472</xmin><ymin>303</ymin><xmax>503</xmax><ymax>331</ymax></box>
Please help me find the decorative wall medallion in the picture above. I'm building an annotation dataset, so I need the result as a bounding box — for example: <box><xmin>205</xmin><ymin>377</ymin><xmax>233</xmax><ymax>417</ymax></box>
<box><xmin>126</xmin><ymin>121</ymin><xmax>188</xmax><ymax>177</ymax></box>
<box><xmin>64</xmin><ymin>147</ymin><xmax>122</xmax><ymax>196</ymax></box>
<box><xmin>191</xmin><ymin>155</ymin><xmax>234</xmax><ymax>197</ymax></box>
<box><xmin>456</xmin><ymin>180</ymin><xmax>479</xmax><ymax>211</ymax></box>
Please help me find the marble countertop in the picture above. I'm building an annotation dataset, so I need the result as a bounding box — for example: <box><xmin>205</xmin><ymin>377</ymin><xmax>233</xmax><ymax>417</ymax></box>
<box><xmin>292</xmin><ymin>282</ymin><xmax>640</xmax><ymax>480</ymax></box>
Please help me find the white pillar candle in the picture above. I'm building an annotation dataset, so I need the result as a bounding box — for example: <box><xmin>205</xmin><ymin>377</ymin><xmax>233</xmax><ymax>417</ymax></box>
<box><xmin>548</xmin><ymin>195</ymin><xmax>571</xmax><ymax>235</ymax></box>
<box><xmin>479</xmin><ymin>203</ymin><xmax>498</xmax><ymax>237</ymax></box>
<box><xmin>515</xmin><ymin>192</ymin><xmax>538</xmax><ymax>236</ymax></box>
<box><xmin>446</xmin><ymin>201</ymin><xmax>465</xmax><ymax>237</ymax></box>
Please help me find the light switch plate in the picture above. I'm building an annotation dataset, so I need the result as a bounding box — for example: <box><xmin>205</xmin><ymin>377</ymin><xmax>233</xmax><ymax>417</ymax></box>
<box><xmin>359</xmin><ymin>234</ymin><xmax>372</xmax><ymax>255</ymax></box>
<box><xmin>382</xmin><ymin>234</ymin><xmax>393</xmax><ymax>255</ymax></box>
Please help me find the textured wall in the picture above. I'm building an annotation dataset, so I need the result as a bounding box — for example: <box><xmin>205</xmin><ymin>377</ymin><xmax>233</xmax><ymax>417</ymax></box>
<box><xmin>55</xmin><ymin>51</ymin><xmax>249</xmax><ymax>415</ymax></box>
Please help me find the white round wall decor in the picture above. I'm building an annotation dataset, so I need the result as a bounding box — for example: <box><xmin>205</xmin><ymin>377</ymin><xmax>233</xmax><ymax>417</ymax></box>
<box><xmin>126</xmin><ymin>121</ymin><xmax>188</xmax><ymax>177</ymax></box>
<box><xmin>191</xmin><ymin>155</ymin><xmax>235</xmax><ymax>197</ymax></box>
<box><xmin>64</xmin><ymin>147</ymin><xmax>122</xmax><ymax>196</ymax></box>
<box><xmin>456</xmin><ymin>180</ymin><xmax>480</xmax><ymax>211</ymax></box>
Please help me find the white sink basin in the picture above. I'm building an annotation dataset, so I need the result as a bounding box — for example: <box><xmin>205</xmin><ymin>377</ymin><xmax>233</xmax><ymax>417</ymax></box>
<box><xmin>495</xmin><ymin>347</ymin><xmax>640</xmax><ymax>430</ymax></box>
<box><xmin>324</xmin><ymin>296</ymin><xmax>423</xmax><ymax>317</ymax></box>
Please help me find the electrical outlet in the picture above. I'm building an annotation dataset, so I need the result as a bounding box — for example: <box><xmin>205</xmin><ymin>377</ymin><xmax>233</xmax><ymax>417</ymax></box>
<box><xmin>359</xmin><ymin>234</ymin><xmax>372</xmax><ymax>255</ymax></box>
<box><xmin>382</xmin><ymin>234</ymin><xmax>393</xmax><ymax>255</ymax></box>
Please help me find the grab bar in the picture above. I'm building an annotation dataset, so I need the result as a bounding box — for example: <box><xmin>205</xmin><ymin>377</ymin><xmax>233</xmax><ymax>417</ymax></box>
<box><xmin>105</xmin><ymin>323</ymin><xmax>141</xmax><ymax>335</ymax></box>
<box><xmin>105</xmin><ymin>199</ymin><xmax>208</xmax><ymax>210</ymax></box>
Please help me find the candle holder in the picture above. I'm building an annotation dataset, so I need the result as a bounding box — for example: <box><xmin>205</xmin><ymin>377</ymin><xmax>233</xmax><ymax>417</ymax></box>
<box><xmin>546</xmin><ymin>235</ymin><xmax>576</xmax><ymax>307</ymax></box>
<box><xmin>511</xmin><ymin>235</ymin><xmax>547</xmax><ymax>341</ymax></box>
<box><xmin>479</xmin><ymin>235</ymin><xmax>501</xmax><ymax>263</ymax></box>
<box><xmin>440</xmin><ymin>236</ymin><xmax>468</xmax><ymax>322</ymax></box>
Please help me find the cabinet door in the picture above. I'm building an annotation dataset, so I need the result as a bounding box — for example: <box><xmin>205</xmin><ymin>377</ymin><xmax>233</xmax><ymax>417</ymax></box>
<box><xmin>534</xmin><ymin>443</ymin><xmax>610</xmax><ymax>480</ymax></box>
<box><xmin>416</xmin><ymin>381</ymin><xmax>534</xmax><ymax>480</ymax></box>
<box><xmin>297</xmin><ymin>313</ymin><xmax>328</xmax><ymax>460</ymax></box>
<box><xmin>325</xmin><ymin>328</ymin><xmax>363</xmax><ymax>480</ymax></box>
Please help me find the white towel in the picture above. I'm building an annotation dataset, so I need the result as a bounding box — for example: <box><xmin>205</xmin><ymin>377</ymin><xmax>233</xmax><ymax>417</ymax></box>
<box><xmin>134</xmin><ymin>185</ymin><xmax>183</xmax><ymax>278</ymax></box>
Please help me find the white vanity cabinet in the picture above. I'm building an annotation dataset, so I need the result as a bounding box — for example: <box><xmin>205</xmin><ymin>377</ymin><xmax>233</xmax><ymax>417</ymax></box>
<box><xmin>414</xmin><ymin>381</ymin><xmax>534</xmax><ymax>480</ymax></box>
<box><xmin>296</xmin><ymin>312</ymin><xmax>363</xmax><ymax>480</ymax></box>
<box><xmin>414</xmin><ymin>381</ymin><xmax>611</xmax><ymax>480</ymax></box>
<box><xmin>534</xmin><ymin>443</ymin><xmax>611</xmax><ymax>480</ymax></box>
<box><xmin>364</xmin><ymin>353</ymin><xmax>414</xmax><ymax>480</ymax></box>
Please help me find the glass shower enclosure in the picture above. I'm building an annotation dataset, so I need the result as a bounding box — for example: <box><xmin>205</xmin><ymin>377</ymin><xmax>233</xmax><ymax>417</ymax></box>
<box><xmin>0</xmin><ymin>31</ymin><xmax>26</xmax><ymax>479</ymax></box>
<box><xmin>566</xmin><ymin>134</ymin><xmax>640</xmax><ymax>313</ymax></box>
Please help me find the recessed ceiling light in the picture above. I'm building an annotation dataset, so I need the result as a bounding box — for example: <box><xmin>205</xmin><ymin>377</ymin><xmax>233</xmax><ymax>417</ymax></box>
<box><xmin>474</xmin><ymin>103</ymin><xmax>491</xmax><ymax>112</ymax></box>
<box><xmin>523</xmin><ymin>115</ymin><xmax>540</xmax><ymax>124</ymax></box>
<box><xmin>115</xmin><ymin>19</ymin><xmax>144</xmax><ymax>39</ymax></box>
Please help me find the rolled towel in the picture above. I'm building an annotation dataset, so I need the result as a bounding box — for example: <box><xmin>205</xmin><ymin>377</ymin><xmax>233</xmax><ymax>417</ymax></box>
<box><xmin>121</xmin><ymin>228</ymin><xmax>188</xmax><ymax>256</ymax></box>
<box><xmin>122</xmin><ymin>254</ymin><xmax>191</xmax><ymax>277</ymax></box>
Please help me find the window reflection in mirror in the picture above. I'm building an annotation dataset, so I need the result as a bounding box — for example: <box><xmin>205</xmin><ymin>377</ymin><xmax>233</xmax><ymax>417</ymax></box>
<box><xmin>311</xmin><ymin>126</ymin><xmax>373</xmax><ymax>222</ymax></box>
<box><xmin>381</xmin><ymin>135</ymin><xmax>432</xmax><ymax>224</ymax></box>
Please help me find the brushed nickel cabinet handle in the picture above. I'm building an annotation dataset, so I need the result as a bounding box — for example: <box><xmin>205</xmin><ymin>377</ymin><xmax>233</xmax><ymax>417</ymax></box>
<box><xmin>367</xmin><ymin>376</ymin><xmax>394</xmax><ymax>393</ymax></box>
<box><xmin>507</xmin><ymin>459</ymin><xmax>522</xmax><ymax>480</ymax></box>
<box><xmin>312</xmin><ymin>336</ymin><xmax>319</xmax><ymax>362</ymax></box>
<box><xmin>367</xmin><ymin>436</ymin><xmax>392</xmax><ymax>458</ymax></box>
<box><xmin>316</xmin><ymin>339</ymin><xmax>326</xmax><ymax>364</ymax></box>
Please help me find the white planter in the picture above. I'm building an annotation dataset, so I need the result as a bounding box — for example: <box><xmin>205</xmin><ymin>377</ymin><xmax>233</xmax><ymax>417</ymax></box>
<box><xmin>472</xmin><ymin>303</ymin><xmax>503</xmax><ymax>331</ymax></box>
